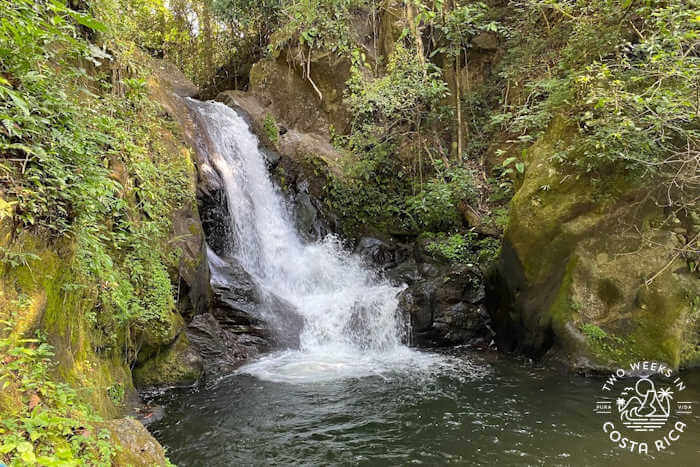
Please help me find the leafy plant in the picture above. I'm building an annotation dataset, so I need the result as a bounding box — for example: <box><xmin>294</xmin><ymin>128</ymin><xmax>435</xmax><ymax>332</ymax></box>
<box><xmin>425</xmin><ymin>233</ymin><xmax>470</xmax><ymax>263</ymax></box>
<box><xmin>263</xmin><ymin>114</ymin><xmax>279</xmax><ymax>144</ymax></box>
<box><xmin>0</xmin><ymin>326</ymin><xmax>115</xmax><ymax>466</ymax></box>
<box><xmin>499</xmin><ymin>0</ymin><xmax>698</xmax><ymax>209</ymax></box>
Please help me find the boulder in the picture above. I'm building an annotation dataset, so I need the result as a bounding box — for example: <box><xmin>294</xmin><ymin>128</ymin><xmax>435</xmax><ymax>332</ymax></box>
<box><xmin>132</xmin><ymin>333</ymin><xmax>203</xmax><ymax>389</ymax></box>
<box><xmin>103</xmin><ymin>418</ymin><xmax>168</xmax><ymax>466</ymax></box>
<box><xmin>187</xmin><ymin>313</ymin><xmax>266</xmax><ymax>378</ymax></box>
<box><xmin>248</xmin><ymin>53</ymin><xmax>351</xmax><ymax>137</ymax></box>
<box><xmin>490</xmin><ymin>117</ymin><xmax>699</xmax><ymax>372</ymax></box>
<box><xmin>398</xmin><ymin>264</ymin><xmax>492</xmax><ymax>347</ymax></box>
<box><xmin>354</xmin><ymin>237</ymin><xmax>410</xmax><ymax>269</ymax></box>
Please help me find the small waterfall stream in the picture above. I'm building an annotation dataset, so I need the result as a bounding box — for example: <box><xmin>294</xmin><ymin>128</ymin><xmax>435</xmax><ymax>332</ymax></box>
<box><xmin>187</xmin><ymin>99</ymin><xmax>436</xmax><ymax>383</ymax></box>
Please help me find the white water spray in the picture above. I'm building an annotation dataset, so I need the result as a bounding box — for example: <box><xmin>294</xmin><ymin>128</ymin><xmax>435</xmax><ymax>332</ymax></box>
<box><xmin>189</xmin><ymin>100</ymin><xmax>436</xmax><ymax>383</ymax></box>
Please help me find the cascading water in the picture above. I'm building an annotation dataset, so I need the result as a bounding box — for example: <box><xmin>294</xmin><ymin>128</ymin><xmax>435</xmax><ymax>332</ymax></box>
<box><xmin>187</xmin><ymin>99</ymin><xmax>436</xmax><ymax>383</ymax></box>
<box><xmin>154</xmin><ymin>100</ymin><xmax>700</xmax><ymax>467</ymax></box>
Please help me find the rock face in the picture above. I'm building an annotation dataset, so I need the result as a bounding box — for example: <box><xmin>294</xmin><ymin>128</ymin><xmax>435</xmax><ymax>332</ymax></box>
<box><xmin>248</xmin><ymin>52</ymin><xmax>351</xmax><ymax>137</ymax></box>
<box><xmin>398</xmin><ymin>264</ymin><xmax>490</xmax><ymax>347</ymax></box>
<box><xmin>354</xmin><ymin>237</ymin><xmax>493</xmax><ymax>348</ymax></box>
<box><xmin>490</xmin><ymin>118</ymin><xmax>699</xmax><ymax>372</ymax></box>
<box><xmin>125</xmin><ymin>58</ymin><xmax>211</xmax><ymax>390</ymax></box>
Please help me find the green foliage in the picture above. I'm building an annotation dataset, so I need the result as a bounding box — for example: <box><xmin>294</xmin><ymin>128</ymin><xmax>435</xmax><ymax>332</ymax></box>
<box><xmin>268</xmin><ymin>0</ymin><xmax>367</xmax><ymax>55</ymax></box>
<box><xmin>1</xmin><ymin>0</ymin><xmax>192</xmax><ymax>345</ymax></box>
<box><xmin>580</xmin><ymin>322</ymin><xmax>636</xmax><ymax>363</ymax></box>
<box><xmin>263</xmin><ymin>114</ymin><xmax>279</xmax><ymax>144</ymax></box>
<box><xmin>499</xmin><ymin>0</ymin><xmax>698</xmax><ymax>205</ymax></box>
<box><xmin>0</xmin><ymin>1</ymin><xmax>198</xmax><ymax>461</ymax></box>
<box><xmin>428</xmin><ymin>1</ymin><xmax>504</xmax><ymax>57</ymax></box>
<box><xmin>106</xmin><ymin>384</ymin><xmax>125</xmax><ymax>407</ymax></box>
<box><xmin>213</xmin><ymin>0</ymin><xmax>283</xmax><ymax>39</ymax></box>
<box><xmin>423</xmin><ymin>231</ymin><xmax>501</xmax><ymax>267</ymax></box>
<box><xmin>406</xmin><ymin>163</ymin><xmax>476</xmax><ymax>231</ymax></box>
<box><xmin>425</xmin><ymin>233</ymin><xmax>470</xmax><ymax>263</ymax></box>
<box><xmin>0</xmin><ymin>327</ymin><xmax>114</xmax><ymax>466</ymax></box>
<box><xmin>100</xmin><ymin>0</ymin><xmax>233</xmax><ymax>85</ymax></box>
<box><xmin>581</xmin><ymin>323</ymin><xmax>607</xmax><ymax>341</ymax></box>
<box><xmin>347</xmin><ymin>42</ymin><xmax>448</xmax><ymax>129</ymax></box>
<box><xmin>0</xmin><ymin>248</ymin><xmax>41</xmax><ymax>269</ymax></box>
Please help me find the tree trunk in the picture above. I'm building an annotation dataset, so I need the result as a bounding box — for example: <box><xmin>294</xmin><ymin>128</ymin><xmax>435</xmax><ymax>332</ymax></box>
<box><xmin>201</xmin><ymin>0</ymin><xmax>215</xmax><ymax>83</ymax></box>
<box><xmin>455</xmin><ymin>54</ymin><xmax>463</xmax><ymax>160</ymax></box>
<box><xmin>406</xmin><ymin>3</ymin><xmax>426</xmax><ymax>77</ymax></box>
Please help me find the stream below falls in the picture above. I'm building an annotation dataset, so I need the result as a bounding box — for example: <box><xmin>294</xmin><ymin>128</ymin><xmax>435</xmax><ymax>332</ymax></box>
<box><xmin>150</xmin><ymin>100</ymin><xmax>700</xmax><ymax>466</ymax></box>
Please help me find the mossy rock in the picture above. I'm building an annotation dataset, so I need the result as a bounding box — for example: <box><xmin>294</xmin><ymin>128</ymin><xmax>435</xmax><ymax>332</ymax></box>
<box><xmin>492</xmin><ymin>117</ymin><xmax>699</xmax><ymax>372</ymax></box>
<box><xmin>132</xmin><ymin>332</ymin><xmax>203</xmax><ymax>389</ymax></box>
<box><xmin>249</xmin><ymin>54</ymin><xmax>351</xmax><ymax>137</ymax></box>
<box><xmin>0</xmin><ymin>231</ymin><xmax>136</xmax><ymax>417</ymax></box>
<box><xmin>103</xmin><ymin>418</ymin><xmax>168</xmax><ymax>466</ymax></box>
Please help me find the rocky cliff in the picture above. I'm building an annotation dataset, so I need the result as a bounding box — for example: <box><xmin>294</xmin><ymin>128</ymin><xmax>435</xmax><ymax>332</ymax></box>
<box><xmin>490</xmin><ymin>118</ymin><xmax>699</xmax><ymax>373</ymax></box>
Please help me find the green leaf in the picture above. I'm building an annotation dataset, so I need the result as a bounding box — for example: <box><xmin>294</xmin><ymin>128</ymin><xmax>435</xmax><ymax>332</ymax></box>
<box><xmin>3</xmin><ymin>88</ymin><xmax>30</xmax><ymax>116</ymax></box>
<box><xmin>501</xmin><ymin>156</ymin><xmax>517</xmax><ymax>167</ymax></box>
<box><xmin>73</xmin><ymin>14</ymin><xmax>107</xmax><ymax>32</ymax></box>
<box><xmin>0</xmin><ymin>442</ymin><xmax>17</xmax><ymax>454</ymax></box>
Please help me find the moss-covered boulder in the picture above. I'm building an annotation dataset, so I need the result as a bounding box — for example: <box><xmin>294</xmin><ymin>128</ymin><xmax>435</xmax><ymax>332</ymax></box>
<box><xmin>133</xmin><ymin>333</ymin><xmax>202</xmax><ymax>389</ymax></box>
<box><xmin>103</xmin><ymin>418</ymin><xmax>168</xmax><ymax>466</ymax></box>
<box><xmin>491</xmin><ymin>118</ymin><xmax>699</xmax><ymax>372</ymax></box>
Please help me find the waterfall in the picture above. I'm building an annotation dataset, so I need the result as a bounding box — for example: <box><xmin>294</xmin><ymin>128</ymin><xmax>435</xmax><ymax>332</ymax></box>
<box><xmin>188</xmin><ymin>99</ymin><xmax>436</xmax><ymax>383</ymax></box>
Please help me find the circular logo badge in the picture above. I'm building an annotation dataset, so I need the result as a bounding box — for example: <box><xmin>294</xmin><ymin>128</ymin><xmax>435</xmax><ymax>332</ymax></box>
<box><xmin>594</xmin><ymin>361</ymin><xmax>694</xmax><ymax>455</ymax></box>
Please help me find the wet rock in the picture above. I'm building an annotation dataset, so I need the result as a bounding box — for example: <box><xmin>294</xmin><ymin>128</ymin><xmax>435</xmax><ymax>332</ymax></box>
<box><xmin>354</xmin><ymin>237</ymin><xmax>410</xmax><ymax>268</ymax></box>
<box><xmin>209</xmin><ymin>254</ymin><xmax>261</xmax><ymax>316</ymax></box>
<box><xmin>398</xmin><ymin>264</ymin><xmax>491</xmax><ymax>348</ymax></box>
<box><xmin>417</xmin><ymin>261</ymin><xmax>442</xmax><ymax>279</ymax></box>
<box><xmin>260</xmin><ymin>146</ymin><xmax>281</xmax><ymax>169</ymax></box>
<box><xmin>398</xmin><ymin>280</ymin><xmax>433</xmax><ymax>332</ymax></box>
<box><xmin>187</xmin><ymin>313</ymin><xmax>266</xmax><ymax>378</ymax></box>
<box><xmin>188</xmin><ymin>252</ymin><xmax>304</xmax><ymax>379</ymax></box>
<box><xmin>209</xmin><ymin>253</ymin><xmax>304</xmax><ymax>346</ymax></box>
<box><xmin>103</xmin><ymin>418</ymin><xmax>168</xmax><ymax>466</ymax></box>
<box><xmin>198</xmin><ymin>186</ymin><xmax>232</xmax><ymax>257</ymax></box>
<box><xmin>261</xmin><ymin>292</ymin><xmax>304</xmax><ymax>349</ymax></box>
<box><xmin>385</xmin><ymin>258</ymin><xmax>420</xmax><ymax>286</ymax></box>
<box><xmin>133</xmin><ymin>333</ymin><xmax>203</xmax><ymax>389</ymax></box>
<box><xmin>293</xmin><ymin>182</ymin><xmax>323</xmax><ymax>241</ymax></box>
<box><xmin>435</xmin><ymin>265</ymin><xmax>486</xmax><ymax>305</ymax></box>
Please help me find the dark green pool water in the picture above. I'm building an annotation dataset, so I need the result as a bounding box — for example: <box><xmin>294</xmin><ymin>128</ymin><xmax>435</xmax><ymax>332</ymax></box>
<box><xmin>149</xmin><ymin>351</ymin><xmax>700</xmax><ymax>466</ymax></box>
